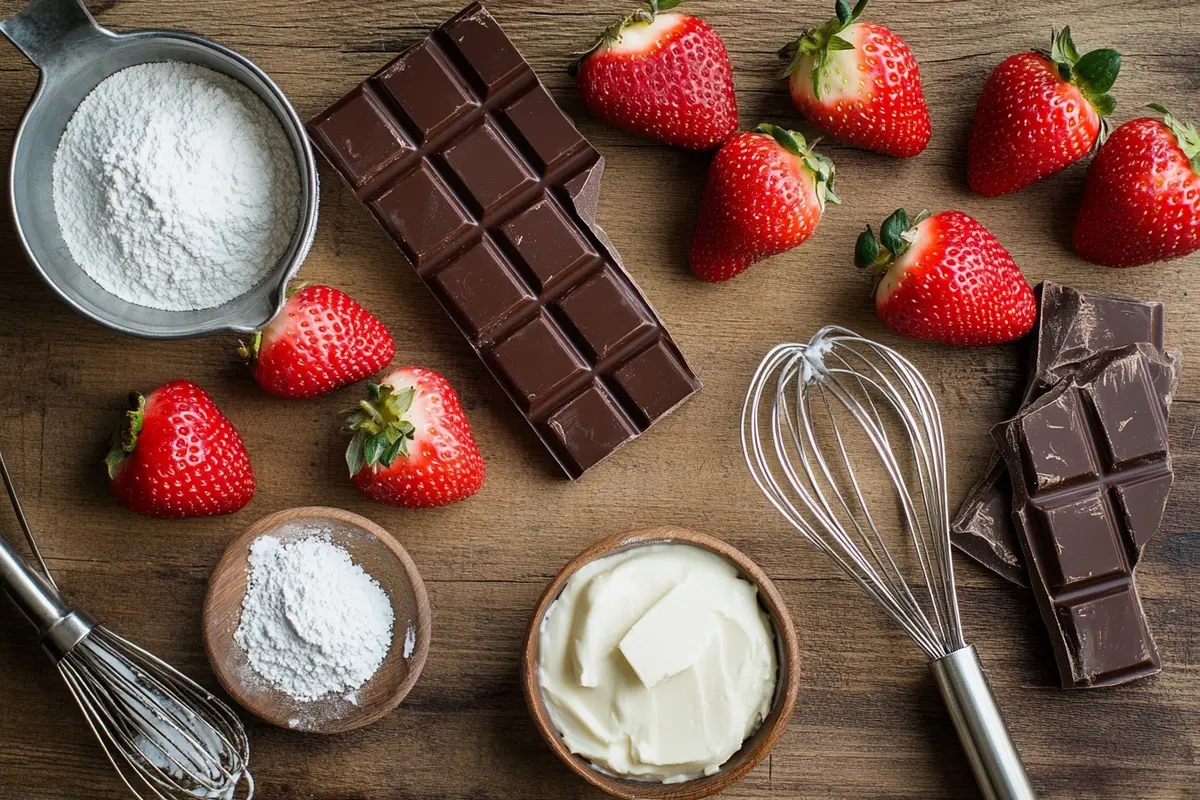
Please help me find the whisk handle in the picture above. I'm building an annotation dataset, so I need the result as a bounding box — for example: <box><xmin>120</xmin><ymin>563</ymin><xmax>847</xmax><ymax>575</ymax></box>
<box><xmin>0</xmin><ymin>533</ymin><xmax>93</xmax><ymax>659</ymax></box>
<box><xmin>931</xmin><ymin>645</ymin><xmax>1036</xmax><ymax>800</ymax></box>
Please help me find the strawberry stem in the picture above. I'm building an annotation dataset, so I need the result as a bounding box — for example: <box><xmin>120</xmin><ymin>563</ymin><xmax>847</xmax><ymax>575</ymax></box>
<box><xmin>1045</xmin><ymin>27</ymin><xmax>1120</xmax><ymax>121</ymax></box>
<box><xmin>753</xmin><ymin>123</ymin><xmax>840</xmax><ymax>208</ymax></box>
<box><xmin>105</xmin><ymin>392</ymin><xmax>146</xmax><ymax>479</ymax></box>
<box><xmin>1147</xmin><ymin>103</ymin><xmax>1200</xmax><ymax>170</ymax></box>
<box><xmin>568</xmin><ymin>0</ymin><xmax>686</xmax><ymax>76</ymax></box>
<box><xmin>777</xmin><ymin>0</ymin><xmax>869</xmax><ymax>97</ymax></box>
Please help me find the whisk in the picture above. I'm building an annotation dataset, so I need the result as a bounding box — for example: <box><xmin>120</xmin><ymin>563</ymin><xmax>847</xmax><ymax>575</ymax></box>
<box><xmin>0</xmin><ymin>447</ymin><xmax>253</xmax><ymax>799</ymax></box>
<box><xmin>742</xmin><ymin>326</ymin><xmax>1035</xmax><ymax>800</ymax></box>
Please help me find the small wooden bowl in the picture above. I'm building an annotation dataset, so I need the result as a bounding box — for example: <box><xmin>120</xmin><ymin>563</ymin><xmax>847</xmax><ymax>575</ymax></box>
<box><xmin>521</xmin><ymin>526</ymin><xmax>800</xmax><ymax>800</ymax></box>
<box><xmin>203</xmin><ymin>506</ymin><xmax>431</xmax><ymax>734</ymax></box>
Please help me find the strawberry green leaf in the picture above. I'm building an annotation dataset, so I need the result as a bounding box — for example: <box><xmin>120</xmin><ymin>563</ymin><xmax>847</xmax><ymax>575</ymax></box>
<box><xmin>345</xmin><ymin>433</ymin><xmax>365</xmax><ymax>477</ymax></box>
<box><xmin>851</xmin><ymin>0</ymin><xmax>869</xmax><ymax>18</ymax></box>
<box><xmin>755</xmin><ymin>123</ymin><xmax>807</xmax><ymax>156</ymax></box>
<box><xmin>381</xmin><ymin>435</ymin><xmax>405</xmax><ymax>468</ymax></box>
<box><xmin>1073</xmin><ymin>48</ymin><xmax>1121</xmax><ymax>97</ymax></box>
<box><xmin>391</xmin><ymin>386</ymin><xmax>415</xmax><ymax>416</ymax></box>
<box><xmin>366</xmin><ymin>382</ymin><xmax>381</xmax><ymax>401</ymax></box>
<box><xmin>1148</xmin><ymin>103</ymin><xmax>1200</xmax><ymax>167</ymax></box>
<box><xmin>1050</xmin><ymin>26</ymin><xmax>1079</xmax><ymax>66</ymax></box>
<box><xmin>835</xmin><ymin>0</ymin><xmax>852</xmax><ymax>26</ymax></box>
<box><xmin>880</xmin><ymin>209</ymin><xmax>909</xmax><ymax>256</ymax></box>
<box><xmin>855</xmin><ymin>227</ymin><xmax>879</xmax><ymax>269</ymax></box>
<box><xmin>651</xmin><ymin>0</ymin><xmax>684</xmax><ymax>11</ymax></box>
<box><xmin>828</xmin><ymin>35</ymin><xmax>855</xmax><ymax>51</ymax></box>
<box><xmin>1091</xmin><ymin>93</ymin><xmax>1116</xmax><ymax>116</ymax></box>
<box><xmin>364</xmin><ymin>431</ymin><xmax>389</xmax><ymax>467</ymax></box>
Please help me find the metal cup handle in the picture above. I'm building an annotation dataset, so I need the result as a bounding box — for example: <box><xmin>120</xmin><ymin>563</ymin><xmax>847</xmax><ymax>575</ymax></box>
<box><xmin>0</xmin><ymin>0</ymin><xmax>108</xmax><ymax>70</ymax></box>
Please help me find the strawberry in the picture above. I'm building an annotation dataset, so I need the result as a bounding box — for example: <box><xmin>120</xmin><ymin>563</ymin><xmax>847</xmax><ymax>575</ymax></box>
<box><xmin>855</xmin><ymin>209</ymin><xmax>1036</xmax><ymax>346</ymax></box>
<box><xmin>1073</xmin><ymin>105</ymin><xmax>1200</xmax><ymax>268</ymax></box>
<box><xmin>690</xmin><ymin>124</ymin><xmax>838</xmax><ymax>282</ymax></box>
<box><xmin>778</xmin><ymin>0</ymin><xmax>930</xmax><ymax>158</ymax></box>
<box><xmin>105</xmin><ymin>381</ymin><xmax>255</xmax><ymax>518</ymax></box>
<box><xmin>572</xmin><ymin>0</ymin><xmax>736</xmax><ymax>151</ymax></box>
<box><xmin>342</xmin><ymin>367</ymin><xmax>484</xmax><ymax>508</ymax></box>
<box><xmin>968</xmin><ymin>28</ymin><xmax>1121</xmax><ymax>197</ymax></box>
<box><xmin>242</xmin><ymin>285</ymin><xmax>395</xmax><ymax>399</ymax></box>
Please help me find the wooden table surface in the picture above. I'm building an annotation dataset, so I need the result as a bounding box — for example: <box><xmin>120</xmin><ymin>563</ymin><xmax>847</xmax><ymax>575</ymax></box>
<box><xmin>0</xmin><ymin>0</ymin><xmax>1197</xmax><ymax>797</ymax></box>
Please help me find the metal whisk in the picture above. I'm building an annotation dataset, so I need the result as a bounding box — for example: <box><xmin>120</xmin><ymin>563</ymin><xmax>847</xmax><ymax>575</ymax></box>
<box><xmin>0</xmin><ymin>447</ymin><xmax>253</xmax><ymax>799</ymax></box>
<box><xmin>742</xmin><ymin>326</ymin><xmax>1035</xmax><ymax>800</ymax></box>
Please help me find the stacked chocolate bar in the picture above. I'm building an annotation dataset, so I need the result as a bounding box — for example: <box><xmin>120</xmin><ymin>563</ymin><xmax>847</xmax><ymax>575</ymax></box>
<box><xmin>952</xmin><ymin>283</ymin><xmax>1181</xmax><ymax>688</ymax></box>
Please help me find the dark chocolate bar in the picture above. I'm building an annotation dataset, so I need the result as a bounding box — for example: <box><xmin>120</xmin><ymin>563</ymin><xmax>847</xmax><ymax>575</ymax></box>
<box><xmin>992</xmin><ymin>345</ymin><xmax>1177</xmax><ymax>688</ymax></box>
<box><xmin>953</xmin><ymin>283</ymin><xmax>1171</xmax><ymax>584</ymax></box>
<box><xmin>308</xmin><ymin>4</ymin><xmax>701</xmax><ymax>478</ymax></box>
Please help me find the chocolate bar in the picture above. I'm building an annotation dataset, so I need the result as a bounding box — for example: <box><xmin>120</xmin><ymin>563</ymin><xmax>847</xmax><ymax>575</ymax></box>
<box><xmin>952</xmin><ymin>283</ymin><xmax>1170</xmax><ymax>584</ymax></box>
<box><xmin>993</xmin><ymin>345</ymin><xmax>1177</xmax><ymax>688</ymax></box>
<box><xmin>308</xmin><ymin>4</ymin><xmax>701</xmax><ymax>477</ymax></box>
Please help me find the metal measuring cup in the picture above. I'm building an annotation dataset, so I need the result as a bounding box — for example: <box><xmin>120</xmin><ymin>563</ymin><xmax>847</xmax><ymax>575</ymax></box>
<box><xmin>2</xmin><ymin>0</ymin><xmax>319</xmax><ymax>339</ymax></box>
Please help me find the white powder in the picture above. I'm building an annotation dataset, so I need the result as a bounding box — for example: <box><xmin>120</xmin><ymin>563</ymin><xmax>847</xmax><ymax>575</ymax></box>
<box><xmin>52</xmin><ymin>61</ymin><xmax>301</xmax><ymax>311</ymax></box>
<box><xmin>235</xmin><ymin>528</ymin><xmax>394</xmax><ymax>702</ymax></box>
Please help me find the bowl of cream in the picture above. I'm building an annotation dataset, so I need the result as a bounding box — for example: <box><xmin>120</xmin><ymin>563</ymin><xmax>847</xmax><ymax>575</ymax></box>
<box><xmin>522</xmin><ymin>527</ymin><xmax>800</xmax><ymax>800</ymax></box>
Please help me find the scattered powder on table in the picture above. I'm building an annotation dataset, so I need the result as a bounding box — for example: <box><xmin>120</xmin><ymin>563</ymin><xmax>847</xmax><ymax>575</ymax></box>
<box><xmin>235</xmin><ymin>528</ymin><xmax>393</xmax><ymax>702</ymax></box>
<box><xmin>52</xmin><ymin>61</ymin><xmax>301</xmax><ymax>311</ymax></box>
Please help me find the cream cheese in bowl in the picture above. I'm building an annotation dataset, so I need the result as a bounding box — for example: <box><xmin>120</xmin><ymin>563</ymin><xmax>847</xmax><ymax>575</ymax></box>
<box><xmin>537</xmin><ymin>543</ymin><xmax>777</xmax><ymax>783</ymax></box>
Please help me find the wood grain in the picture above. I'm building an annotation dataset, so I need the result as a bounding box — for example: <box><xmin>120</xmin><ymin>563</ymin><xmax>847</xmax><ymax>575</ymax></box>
<box><xmin>520</xmin><ymin>526</ymin><xmax>801</xmax><ymax>800</ymax></box>
<box><xmin>202</xmin><ymin>506</ymin><xmax>432</xmax><ymax>735</ymax></box>
<box><xmin>0</xmin><ymin>0</ymin><xmax>1197</xmax><ymax>797</ymax></box>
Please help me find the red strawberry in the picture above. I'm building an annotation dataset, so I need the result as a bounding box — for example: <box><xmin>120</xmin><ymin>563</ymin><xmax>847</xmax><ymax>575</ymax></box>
<box><xmin>242</xmin><ymin>285</ymin><xmax>395</xmax><ymax>399</ymax></box>
<box><xmin>968</xmin><ymin>28</ymin><xmax>1121</xmax><ymax>197</ymax></box>
<box><xmin>1073</xmin><ymin>105</ymin><xmax>1200</xmax><ymax>267</ymax></box>
<box><xmin>343</xmin><ymin>367</ymin><xmax>484</xmax><ymax>508</ymax></box>
<box><xmin>572</xmin><ymin>0</ymin><xmax>736</xmax><ymax>151</ymax></box>
<box><xmin>690</xmin><ymin>124</ymin><xmax>838</xmax><ymax>282</ymax></box>
<box><xmin>105</xmin><ymin>381</ymin><xmax>255</xmax><ymax>518</ymax></box>
<box><xmin>779</xmin><ymin>0</ymin><xmax>930</xmax><ymax>158</ymax></box>
<box><xmin>856</xmin><ymin>209</ymin><xmax>1036</xmax><ymax>346</ymax></box>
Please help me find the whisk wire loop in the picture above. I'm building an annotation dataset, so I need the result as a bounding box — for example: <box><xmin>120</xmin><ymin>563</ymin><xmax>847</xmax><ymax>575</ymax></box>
<box><xmin>742</xmin><ymin>327</ymin><xmax>965</xmax><ymax>660</ymax></box>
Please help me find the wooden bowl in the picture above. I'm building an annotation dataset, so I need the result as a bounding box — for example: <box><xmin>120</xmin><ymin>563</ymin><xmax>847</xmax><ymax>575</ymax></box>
<box><xmin>203</xmin><ymin>506</ymin><xmax>431</xmax><ymax>734</ymax></box>
<box><xmin>521</xmin><ymin>526</ymin><xmax>800</xmax><ymax>800</ymax></box>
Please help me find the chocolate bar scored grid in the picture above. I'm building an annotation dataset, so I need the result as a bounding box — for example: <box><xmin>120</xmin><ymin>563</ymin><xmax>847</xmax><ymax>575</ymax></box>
<box><xmin>309</xmin><ymin>4</ymin><xmax>700</xmax><ymax>478</ymax></box>
<box><xmin>996</xmin><ymin>350</ymin><xmax>1171</xmax><ymax>687</ymax></box>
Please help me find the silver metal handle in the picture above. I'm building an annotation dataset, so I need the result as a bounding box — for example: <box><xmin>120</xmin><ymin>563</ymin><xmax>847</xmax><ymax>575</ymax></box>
<box><xmin>931</xmin><ymin>645</ymin><xmax>1036</xmax><ymax>800</ymax></box>
<box><xmin>0</xmin><ymin>448</ymin><xmax>93</xmax><ymax>659</ymax></box>
<box><xmin>0</xmin><ymin>0</ymin><xmax>106</xmax><ymax>69</ymax></box>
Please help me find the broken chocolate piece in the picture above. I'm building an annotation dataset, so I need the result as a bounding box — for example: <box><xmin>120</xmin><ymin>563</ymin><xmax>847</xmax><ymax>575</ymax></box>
<box><xmin>953</xmin><ymin>283</ymin><xmax>1171</xmax><ymax>584</ymax></box>
<box><xmin>992</xmin><ymin>345</ymin><xmax>1176</xmax><ymax>688</ymax></box>
<box><xmin>308</xmin><ymin>4</ymin><xmax>701</xmax><ymax>478</ymax></box>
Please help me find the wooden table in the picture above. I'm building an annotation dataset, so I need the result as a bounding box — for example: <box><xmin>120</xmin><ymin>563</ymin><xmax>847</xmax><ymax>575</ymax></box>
<box><xmin>0</xmin><ymin>0</ymin><xmax>1197</xmax><ymax>797</ymax></box>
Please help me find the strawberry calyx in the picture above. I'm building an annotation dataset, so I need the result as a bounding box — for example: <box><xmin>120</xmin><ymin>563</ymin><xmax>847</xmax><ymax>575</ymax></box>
<box><xmin>854</xmin><ymin>207</ymin><xmax>930</xmax><ymax>283</ymax></box>
<box><xmin>1044</xmin><ymin>27</ymin><xmax>1120</xmax><ymax>127</ymax></box>
<box><xmin>1147</xmin><ymin>103</ymin><xmax>1200</xmax><ymax>172</ymax></box>
<box><xmin>567</xmin><ymin>0</ymin><xmax>684</xmax><ymax>76</ymax></box>
<box><xmin>753</xmin><ymin>123</ymin><xmax>841</xmax><ymax>208</ymax></box>
<box><xmin>238</xmin><ymin>281</ymin><xmax>308</xmax><ymax>364</ymax></box>
<box><xmin>342</xmin><ymin>381</ymin><xmax>417</xmax><ymax>477</ymax></box>
<box><xmin>777</xmin><ymin>0</ymin><xmax>869</xmax><ymax>98</ymax></box>
<box><xmin>105</xmin><ymin>392</ymin><xmax>146</xmax><ymax>479</ymax></box>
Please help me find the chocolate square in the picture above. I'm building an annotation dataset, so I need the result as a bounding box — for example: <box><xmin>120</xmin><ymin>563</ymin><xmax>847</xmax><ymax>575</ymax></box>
<box><xmin>613</xmin><ymin>341</ymin><xmax>700</xmax><ymax>425</ymax></box>
<box><xmin>433</xmin><ymin>239</ymin><xmax>534</xmax><ymax>340</ymax></box>
<box><xmin>1038</xmin><ymin>494</ymin><xmax>1126</xmax><ymax>589</ymax></box>
<box><xmin>503</xmin><ymin>86</ymin><xmax>588</xmax><ymax>172</ymax></box>
<box><xmin>1017</xmin><ymin>392</ymin><xmax>1097</xmax><ymax>491</ymax></box>
<box><xmin>490</xmin><ymin>313</ymin><xmax>588</xmax><ymax>410</ymax></box>
<box><xmin>500</xmin><ymin>195</ymin><xmax>597</xmax><ymax>291</ymax></box>
<box><xmin>442</xmin><ymin>121</ymin><xmax>536</xmax><ymax>216</ymax></box>
<box><xmin>544</xmin><ymin>383</ymin><xmax>637</xmax><ymax>473</ymax></box>
<box><xmin>377</xmin><ymin>41</ymin><xmax>477</xmax><ymax>142</ymax></box>
<box><xmin>440</xmin><ymin>5</ymin><xmax>528</xmax><ymax>96</ymax></box>
<box><xmin>308</xmin><ymin>85</ymin><xmax>413</xmax><ymax>187</ymax></box>
<box><xmin>1060</xmin><ymin>588</ymin><xmax>1158</xmax><ymax>686</ymax></box>
<box><xmin>1086</xmin><ymin>362</ymin><xmax>1169</xmax><ymax>468</ymax></box>
<box><xmin>369</xmin><ymin>164</ymin><xmax>473</xmax><ymax>267</ymax></box>
<box><xmin>557</xmin><ymin>268</ymin><xmax>654</xmax><ymax>360</ymax></box>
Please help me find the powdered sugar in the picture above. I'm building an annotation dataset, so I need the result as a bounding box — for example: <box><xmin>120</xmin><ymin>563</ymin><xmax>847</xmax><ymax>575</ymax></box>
<box><xmin>52</xmin><ymin>61</ymin><xmax>300</xmax><ymax>311</ymax></box>
<box><xmin>234</xmin><ymin>527</ymin><xmax>393</xmax><ymax>702</ymax></box>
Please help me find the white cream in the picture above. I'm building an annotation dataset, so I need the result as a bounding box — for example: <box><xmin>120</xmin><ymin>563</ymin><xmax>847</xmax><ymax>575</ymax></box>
<box><xmin>538</xmin><ymin>544</ymin><xmax>777</xmax><ymax>783</ymax></box>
